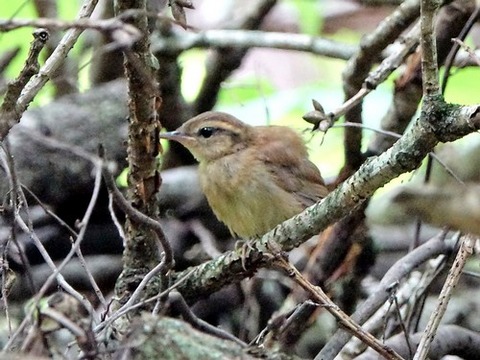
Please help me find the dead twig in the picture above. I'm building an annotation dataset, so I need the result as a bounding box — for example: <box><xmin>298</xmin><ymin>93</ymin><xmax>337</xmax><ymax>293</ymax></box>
<box><xmin>168</xmin><ymin>290</ymin><xmax>247</xmax><ymax>347</ymax></box>
<box><xmin>99</xmin><ymin>156</ymin><xmax>174</xmax><ymax>275</ymax></box>
<box><xmin>413</xmin><ymin>234</ymin><xmax>477</xmax><ymax>360</ymax></box>
<box><xmin>272</xmin><ymin>254</ymin><xmax>404</xmax><ymax>360</ymax></box>
<box><xmin>0</xmin><ymin>29</ymin><xmax>49</xmax><ymax>138</ymax></box>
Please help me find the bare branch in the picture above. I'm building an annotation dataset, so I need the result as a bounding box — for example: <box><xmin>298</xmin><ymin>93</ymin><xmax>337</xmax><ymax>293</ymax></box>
<box><xmin>0</xmin><ymin>0</ymin><xmax>100</xmax><ymax>140</ymax></box>
<box><xmin>420</xmin><ymin>0</ymin><xmax>441</xmax><ymax>98</ymax></box>
<box><xmin>100</xmin><ymin>162</ymin><xmax>174</xmax><ymax>275</ymax></box>
<box><xmin>171</xmin><ymin>102</ymin><xmax>480</xmax><ymax>302</ymax></box>
<box><xmin>151</xmin><ymin>29</ymin><xmax>356</xmax><ymax>60</ymax></box>
<box><xmin>169</xmin><ymin>290</ymin><xmax>247</xmax><ymax>347</ymax></box>
<box><xmin>307</xmin><ymin>22</ymin><xmax>420</xmax><ymax>131</ymax></box>
<box><xmin>273</xmin><ymin>255</ymin><xmax>404</xmax><ymax>360</ymax></box>
<box><xmin>0</xmin><ymin>29</ymin><xmax>49</xmax><ymax>138</ymax></box>
<box><xmin>413</xmin><ymin>234</ymin><xmax>476</xmax><ymax>360</ymax></box>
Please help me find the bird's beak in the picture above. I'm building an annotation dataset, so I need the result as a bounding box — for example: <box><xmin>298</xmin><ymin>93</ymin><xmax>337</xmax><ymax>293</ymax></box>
<box><xmin>159</xmin><ymin>130</ymin><xmax>186</xmax><ymax>141</ymax></box>
<box><xmin>159</xmin><ymin>130</ymin><xmax>194</xmax><ymax>146</ymax></box>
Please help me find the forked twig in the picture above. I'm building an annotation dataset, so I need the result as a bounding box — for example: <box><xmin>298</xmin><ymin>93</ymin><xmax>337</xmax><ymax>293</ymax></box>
<box><xmin>99</xmin><ymin>156</ymin><xmax>174</xmax><ymax>274</ymax></box>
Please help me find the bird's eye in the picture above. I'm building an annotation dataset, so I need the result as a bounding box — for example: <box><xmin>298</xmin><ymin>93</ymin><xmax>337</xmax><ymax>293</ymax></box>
<box><xmin>198</xmin><ymin>127</ymin><xmax>216</xmax><ymax>138</ymax></box>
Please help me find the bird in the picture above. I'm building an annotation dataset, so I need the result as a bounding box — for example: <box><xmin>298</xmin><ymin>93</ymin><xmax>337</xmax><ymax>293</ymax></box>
<box><xmin>159</xmin><ymin>111</ymin><xmax>329</xmax><ymax>238</ymax></box>
<box><xmin>391</xmin><ymin>183</ymin><xmax>480</xmax><ymax>235</ymax></box>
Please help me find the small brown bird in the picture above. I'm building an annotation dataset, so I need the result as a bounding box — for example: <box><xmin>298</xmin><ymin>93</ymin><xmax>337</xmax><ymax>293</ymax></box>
<box><xmin>160</xmin><ymin>111</ymin><xmax>329</xmax><ymax>238</ymax></box>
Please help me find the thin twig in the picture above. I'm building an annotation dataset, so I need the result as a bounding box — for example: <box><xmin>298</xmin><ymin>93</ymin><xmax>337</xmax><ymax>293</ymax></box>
<box><xmin>340</xmin><ymin>0</ymin><xmax>421</xmax><ymax>170</ymax></box>
<box><xmin>169</xmin><ymin>290</ymin><xmax>247</xmax><ymax>347</ymax></box>
<box><xmin>108</xmin><ymin>192</ymin><xmax>126</xmax><ymax>245</ymax></box>
<box><xmin>419</xmin><ymin>0</ymin><xmax>440</xmax><ymax>98</ymax></box>
<box><xmin>318</xmin><ymin>232</ymin><xmax>453</xmax><ymax>359</ymax></box>
<box><xmin>2</xmin><ymin>170</ymin><xmax>96</xmax><ymax>351</ymax></box>
<box><xmin>331</xmin><ymin>121</ymin><xmax>403</xmax><ymax>139</ymax></box>
<box><xmin>119</xmin><ymin>258</ymin><xmax>167</xmax><ymax>311</ymax></box>
<box><xmin>40</xmin><ymin>308</ymin><xmax>86</xmax><ymax>338</ymax></box>
<box><xmin>441</xmin><ymin>6</ymin><xmax>480</xmax><ymax>93</ymax></box>
<box><xmin>331</xmin><ymin>122</ymin><xmax>464</xmax><ymax>185</ymax></box>
<box><xmin>272</xmin><ymin>256</ymin><xmax>404</xmax><ymax>360</ymax></box>
<box><xmin>100</xmin><ymin>161</ymin><xmax>174</xmax><ymax>274</ymax></box>
<box><xmin>413</xmin><ymin>234</ymin><xmax>476</xmax><ymax>360</ymax></box>
<box><xmin>0</xmin><ymin>9</ymin><xmax>186</xmax><ymax>33</ymax></box>
<box><xmin>17</xmin><ymin>127</ymin><xmax>106</xmax><ymax>164</ymax></box>
<box><xmin>341</xmin><ymin>247</ymin><xmax>447</xmax><ymax>358</ymax></box>
<box><xmin>95</xmin><ymin>268</ymin><xmax>195</xmax><ymax>335</ymax></box>
<box><xmin>1</xmin><ymin>0</ymin><xmax>100</xmax><ymax>140</ymax></box>
<box><xmin>9</xmin><ymin>131</ymin><xmax>109</xmax><ymax>306</ymax></box>
<box><xmin>188</xmin><ymin>219</ymin><xmax>222</xmax><ymax>258</ymax></box>
<box><xmin>0</xmin><ymin>16</ymin><xmax>139</xmax><ymax>36</ymax></box>
<box><xmin>306</xmin><ymin>21</ymin><xmax>420</xmax><ymax>131</ymax></box>
<box><xmin>21</xmin><ymin>185</ymin><xmax>78</xmax><ymax>237</ymax></box>
<box><xmin>0</xmin><ymin>150</ymin><xmax>84</xmax><ymax>305</ymax></box>
<box><xmin>391</xmin><ymin>290</ymin><xmax>413</xmax><ymax>359</ymax></box>
<box><xmin>71</xmin><ymin>164</ymin><xmax>108</xmax><ymax>307</ymax></box>
<box><xmin>451</xmin><ymin>38</ymin><xmax>480</xmax><ymax>66</ymax></box>
<box><xmin>0</xmin><ymin>29</ymin><xmax>49</xmax><ymax>138</ymax></box>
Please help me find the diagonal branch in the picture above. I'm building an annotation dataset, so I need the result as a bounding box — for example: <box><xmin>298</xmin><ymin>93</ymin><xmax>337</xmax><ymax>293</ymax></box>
<box><xmin>274</xmin><ymin>256</ymin><xmax>404</xmax><ymax>360</ymax></box>
<box><xmin>0</xmin><ymin>0</ymin><xmax>100</xmax><ymax>140</ymax></box>
<box><xmin>318</xmin><ymin>232</ymin><xmax>454</xmax><ymax>359</ymax></box>
<box><xmin>0</xmin><ymin>29</ymin><xmax>49</xmax><ymax>138</ymax></box>
<box><xmin>171</xmin><ymin>102</ymin><xmax>480</xmax><ymax>302</ymax></box>
<box><xmin>413</xmin><ymin>234</ymin><xmax>477</xmax><ymax>360</ymax></box>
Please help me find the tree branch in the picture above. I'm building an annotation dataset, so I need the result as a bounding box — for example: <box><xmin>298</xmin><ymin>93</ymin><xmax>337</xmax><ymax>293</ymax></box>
<box><xmin>151</xmin><ymin>29</ymin><xmax>356</xmax><ymax>60</ymax></box>
<box><xmin>318</xmin><ymin>232</ymin><xmax>454</xmax><ymax>359</ymax></box>
<box><xmin>113</xmin><ymin>0</ymin><xmax>164</xmax><ymax>294</ymax></box>
<box><xmin>358</xmin><ymin>324</ymin><xmax>480</xmax><ymax>359</ymax></box>
<box><xmin>420</xmin><ymin>0</ymin><xmax>441</xmax><ymax>98</ymax></box>
<box><xmin>413</xmin><ymin>234</ymin><xmax>476</xmax><ymax>360</ymax></box>
<box><xmin>171</xmin><ymin>103</ymin><xmax>480</xmax><ymax>302</ymax></box>
<box><xmin>0</xmin><ymin>0</ymin><xmax>99</xmax><ymax>140</ymax></box>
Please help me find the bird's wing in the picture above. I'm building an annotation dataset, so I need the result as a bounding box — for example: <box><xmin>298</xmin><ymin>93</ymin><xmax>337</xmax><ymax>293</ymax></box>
<box><xmin>257</xmin><ymin>129</ymin><xmax>329</xmax><ymax>208</ymax></box>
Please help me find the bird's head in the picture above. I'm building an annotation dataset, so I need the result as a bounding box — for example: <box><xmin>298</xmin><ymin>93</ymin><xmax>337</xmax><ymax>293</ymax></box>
<box><xmin>160</xmin><ymin>111</ymin><xmax>253</xmax><ymax>162</ymax></box>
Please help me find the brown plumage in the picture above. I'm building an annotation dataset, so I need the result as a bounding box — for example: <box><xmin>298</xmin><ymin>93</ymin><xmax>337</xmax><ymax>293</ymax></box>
<box><xmin>160</xmin><ymin>111</ymin><xmax>329</xmax><ymax>238</ymax></box>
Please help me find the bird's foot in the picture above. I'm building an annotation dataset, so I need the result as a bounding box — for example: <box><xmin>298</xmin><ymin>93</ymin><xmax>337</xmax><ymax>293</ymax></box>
<box><xmin>235</xmin><ymin>238</ymin><xmax>257</xmax><ymax>271</ymax></box>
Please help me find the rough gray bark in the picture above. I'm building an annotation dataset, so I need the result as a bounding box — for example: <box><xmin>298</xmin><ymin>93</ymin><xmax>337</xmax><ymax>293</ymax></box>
<box><xmin>1</xmin><ymin>79</ymin><xmax>128</xmax><ymax>211</ymax></box>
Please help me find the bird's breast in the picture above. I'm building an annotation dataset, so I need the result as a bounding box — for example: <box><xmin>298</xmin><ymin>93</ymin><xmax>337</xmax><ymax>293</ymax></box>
<box><xmin>199</xmin><ymin>156</ymin><xmax>303</xmax><ymax>238</ymax></box>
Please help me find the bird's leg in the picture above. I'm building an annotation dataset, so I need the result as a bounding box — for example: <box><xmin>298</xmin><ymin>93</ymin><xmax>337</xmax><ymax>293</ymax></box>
<box><xmin>234</xmin><ymin>238</ymin><xmax>257</xmax><ymax>271</ymax></box>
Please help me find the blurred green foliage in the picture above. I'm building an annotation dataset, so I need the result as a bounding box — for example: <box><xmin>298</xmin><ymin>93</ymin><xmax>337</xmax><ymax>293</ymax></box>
<box><xmin>1</xmin><ymin>1</ymin><xmax>80</xmax><ymax>105</ymax></box>
<box><xmin>444</xmin><ymin>66</ymin><xmax>480</xmax><ymax>105</ymax></box>
<box><xmin>1</xmin><ymin>1</ymin><xmax>37</xmax><ymax>78</ymax></box>
<box><xmin>287</xmin><ymin>0</ymin><xmax>323</xmax><ymax>35</ymax></box>
<box><xmin>179</xmin><ymin>49</ymin><xmax>207</xmax><ymax>102</ymax></box>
